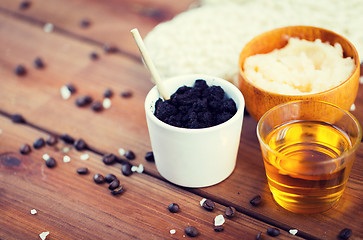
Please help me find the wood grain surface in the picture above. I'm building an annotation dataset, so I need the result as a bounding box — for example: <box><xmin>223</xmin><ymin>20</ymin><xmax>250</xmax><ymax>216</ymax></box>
<box><xmin>0</xmin><ymin>0</ymin><xmax>362</xmax><ymax>239</ymax></box>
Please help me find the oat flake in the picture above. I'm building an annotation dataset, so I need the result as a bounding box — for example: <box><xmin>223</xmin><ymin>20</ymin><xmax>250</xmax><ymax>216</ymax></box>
<box><xmin>39</xmin><ymin>231</ymin><xmax>49</xmax><ymax>240</ymax></box>
<box><xmin>289</xmin><ymin>229</ymin><xmax>298</xmax><ymax>235</ymax></box>
<box><xmin>30</xmin><ymin>209</ymin><xmax>37</xmax><ymax>215</ymax></box>
<box><xmin>80</xmin><ymin>153</ymin><xmax>89</xmax><ymax>161</ymax></box>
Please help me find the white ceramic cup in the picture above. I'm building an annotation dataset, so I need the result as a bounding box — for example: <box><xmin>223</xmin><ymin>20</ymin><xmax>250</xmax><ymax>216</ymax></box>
<box><xmin>145</xmin><ymin>74</ymin><xmax>245</xmax><ymax>187</ymax></box>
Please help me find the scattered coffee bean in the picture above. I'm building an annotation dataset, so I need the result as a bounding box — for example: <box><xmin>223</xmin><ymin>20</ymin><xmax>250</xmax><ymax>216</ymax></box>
<box><xmin>250</xmin><ymin>195</ymin><xmax>262</xmax><ymax>206</ymax></box>
<box><xmin>256</xmin><ymin>232</ymin><xmax>262</xmax><ymax>240</ymax></box>
<box><xmin>45</xmin><ymin>157</ymin><xmax>56</xmax><ymax>168</ymax></box>
<box><xmin>108</xmin><ymin>179</ymin><xmax>120</xmax><ymax>190</ymax></box>
<box><xmin>267</xmin><ymin>228</ymin><xmax>280</xmax><ymax>237</ymax></box>
<box><xmin>214</xmin><ymin>226</ymin><xmax>224</xmax><ymax>232</ymax></box>
<box><xmin>125</xmin><ymin>150</ymin><xmax>135</xmax><ymax>160</ymax></box>
<box><xmin>121</xmin><ymin>163</ymin><xmax>133</xmax><ymax>176</ymax></box>
<box><xmin>103</xmin><ymin>43</ymin><xmax>118</xmax><ymax>53</ymax></box>
<box><xmin>225</xmin><ymin>206</ymin><xmax>236</xmax><ymax>218</ymax></box>
<box><xmin>76</xmin><ymin>95</ymin><xmax>93</xmax><ymax>107</ymax></box>
<box><xmin>46</xmin><ymin>135</ymin><xmax>58</xmax><ymax>146</ymax></box>
<box><xmin>338</xmin><ymin>228</ymin><xmax>352</xmax><ymax>240</ymax></box>
<box><xmin>60</xmin><ymin>133</ymin><xmax>75</xmax><ymax>144</ymax></box>
<box><xmin>33</xmin><ymin>138</ymin><xmax>45</xmax><ymax>149</ymax></box>
<box><xmin>79</xmin><ymin>18</ymin><xmax>91</xmax><ymax>28</ymax></box>
<box><xmin>111</xmin><ymin>185</ymin><xmax>124</xmax><ymax>195</ymax></box>
<box><xmin>91</xmin><ymin>101</ymin><xmax>103</xmax><ymax>112</ymax></box>
<box><xmin>93</xmin><ymin>173</ymin><xmax>105</xmax><ymax>184</ymax></box>
<box><xmin>74</xmin><ymin>138</ymin><xmax>87</xmax><ymax>151</ymax></box>
<box><xmin>168</xmin><ymin>203</ymin><xmax>180</xmax><ymax>213</ymax></box>
<box><xmin>121</xmin><ymin>90</ymin><xmax>133</xmax><ymax>98</ymax></box>
<box><xmin>102</xmin><ymin>153</ymin><xmax>117</xmax><ymax>165</ymax></box>
<box><xmin>11</xmin><ymin>114</ymin><xmax>26</xmax><ymax>124</ymax></box>
<box><xmin>202</xmin><ymin>199</ymin><xmax>215</xmax><ymax>211</ymax></box>
<box><xmin>33</xmin><ymin>57</ymin><xmax>45</xmax><ymax>69</ymax></box>
<box><xmin>20</xmin><ymin>143</ymin><xmax>31</xmax><ymax>155</ymax></box>
<box><xmin>144</xmin><ymin>151</ymin><xmax>154</xmax><ymax>162</ymax></box>
<box><xmin>185</xmin><ymin>226</ymin><xmax>198</xmax><ymax>237</ymax></box>
<box><xmin>66</xmin><ymin>84</ymin><xmax>77</xmax><ymax>94</ymax></box>
<box><xmin>14</xmin><ymin>65</ymin><xmax>26</xmax><ymax>76</ymax></box>
<box><xmin>103</xmin><ymin>89</ymin><xmax>113</xmax><ymax>98</ymax></box>
<box><xmin>19</xmin><ymin>1</ymin><xmax>31</xmax><ymax>10</ymax></box>
<box><xmin>105</xmin><ymin>173</ymin><xmax>117</xmax><ymax>183</ymax></box>
<box><xmin>89</xmin><ymin>52</ymin><xmax>99</xmax><ymax>60</ymax></box>
<box><xmin>77</xmin><ymin>167</ymin><xmax>89</xmax><ymax>175</ymax></box>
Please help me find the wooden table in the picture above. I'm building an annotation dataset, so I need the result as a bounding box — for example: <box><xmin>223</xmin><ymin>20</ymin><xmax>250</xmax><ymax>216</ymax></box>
<box><xmin>0</xmin><ymin>0</ymin><xmax>362</xmax><ymax>239</ymax></box>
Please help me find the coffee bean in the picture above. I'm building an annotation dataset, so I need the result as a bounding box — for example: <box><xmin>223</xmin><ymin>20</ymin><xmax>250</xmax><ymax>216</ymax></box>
<box><xmin>33</xmin><ymin>57</ymin><xmax>44</xmax><ymax>69</ymax></box>
<box><xmin>256</xmin><ymin>232</ymin><xmax>262</xmax><ymax>240</ymax></box>
<box><xmin>11</xmin><ymin>114</ymin><xmax>26</xmax><ymax>123</ymax></box>
<box><xmin>91</xmin><ymin>101</ymin><xmax>103</xmax><ymax>112</ymax></box>
<box><xmin>185</xmin><ymin>226</ymin><xmax>198</xmax><ymax>237</ymax></box>
<box><xmin>89</xmin><ymin>52</ymin><xmax>99</xmax><ymax>60</ymax></box>
<box><xmin>111</xmin><ymin>185</ymin><xmax>124</xmax><ymax>195</ymax></box>
<box><xmin>121</xmin><ymin>163</ymin><xmax>133</xmax><ymax>176</ymax></box>
<box><xmin>77</xmin><ymin>167</ymin><xmax>89</xmax><ymax>175</ymax></box>
<box><xmin>250</xmin><ymin>195</ymin><xmax>262</xmax><ymax>206</ymax></box>
<box><xmin>145</xmin><ymin>151</ymin><xmax>154</xmax><ymax>162</ymax></box>
<box><xmin>103</xmin><ymin>44</ymin><xmax>118</xmax><ymax>53</ymax></box>
<box><xmin>66</xmin><ymin>84</ymin><xmax>77</xmax><ymax>94</ymax></box>
<box><xmin>214</xmin><ymin>226</ymin><xmax>224</xmax><ymax>232</ymax></box>
<box><xmin>46</xmin><ymin>135</ymin><xmax>58</xmax><ymax>146</ymax></box>
<box><xmin>225</xmin><ymin>206</ymin><xmax>236</xmax><ymax>218</ymax></box>
<box><xmin>19</xmin><ymin>1</ymin><xmax>31</xmax><ymax>10</ymax></box>
<box><xmin>121</xmin><ymin>90</ymin><xmax>133</xmax><ymax>98</ymax></box>
<box><xmin>168</xmin><ymin>203</ymin><xmax>180</xmax><ymax>213</ymax></box>
<box><xmin>103</xmin><ymin>89</ymin><xmax>113</xmax><ymax>98</ymax></box>
<box><xmin>79</xmin><ymin>18</ymin><xmax>91</xmax><ymax>28</ymax></box>
<box><xmin>109</xmin><ymin>179</ymin><xmax>120</xmax><ymax>190</ymax></box>
<box><xmin>14</xmin><ymin>65</ymin><xmax>26</xmax><ymax>76</ymax></box>
<box><xmin>105</xmin><ymin>173</ymin><xmax>117</xmax><ymax>183</ymax></box>
<box><xmin>74</xmin><ymin>138</ymin><xmax>87</xmax><ymax>151</ymax></box>
<box><xmin>76</xmin><ymin>95</ymin><xmax>93</xmax><ymax>107</ymax></box>
<box><xmin>102</xmin><ymin>153</ymin><xmax>117</xmax><ymax>165</ymax></box>
<box><xmin>93</xmin><ymin>173</ymin><xmax>105</xmax><ymax>184</ymax></box>
<box><xmin>267</xmin><ymin>228</ymin><xmax>280</xmax><ymax>237</ymax></box>
<box><xmin>202</xmin><ymin>199</ymin><xmax>215</xmax><ymax>211</ymax></box>
<box><xmin>33</xmin><ymin>138</ymin><xmax>45</xmax><ymax>149</ymax></box>
<box><xmin>60</xmin><ymin>134</ymin><xmax>75</xmax><ymax>144</ymax></box>
<box><xmin>20</xmin><ymin>143</ymin><xmax>31</xmax><ymax>155</ymax></box>
<box><xmin>45</xmin><ymin>157</ymin><xmax>56</xmax><ymax>168</ymax></box>
<box><xmin>125</xmin><ymin>150</ymin><xmax>135</xmax><ymax>160</ymax></box>
<box><xmin>338</xmin><ymin>228</ymin><xmax>352</xmax><ymax>240</ymax></box>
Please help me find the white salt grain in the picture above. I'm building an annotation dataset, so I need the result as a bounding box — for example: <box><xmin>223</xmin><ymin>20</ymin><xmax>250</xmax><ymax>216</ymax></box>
<box><xmin>43</xmin><ymin>23</ymin><xmax>54</xmax><ymax>33</ymax></box>
<box><xmin>103</xmin><ymin>98</ymin><xmax>112</xmax><ymax>109</ymax></box>
<box><xmin>200</xmin><ymin>198</ymin><xmax>206</xmax><ymax>206</ymax></box>
<box><xmin>214</xmin><ymin>214</ymin><xmax>225</xmax><ymax>226</ymax></box>
<box><xmin>60</xmin><ymin>86</ymin><xmax>71</xmax><ymax>100</ymax></box>
<box><xmin>350</xmin><ymin>103</ymin><xmax>356</xmax><ymax>111</ymax></box>
<box><xmin>289</xmin><ymin>229</ymin><xmax>298</xmax><ymax>235</ymax></box>
<box><xmin>42</xmin><ymin>154</ymin><xmax>50</xmax><ymax>161</ymax></box>
<box><xmin>118</xmin><ymin>148</ymin><xmax>126</xmax><ymax>156</ymax></box>
<box><xmin>131</xmin><ymin>166</ymin><xmax>138</xmax><ymax>172</ymax></box>
<box><xmin>170</xmin><ymin>229</ymin><xmax>176</xmax><ymax>234</ymax></box>
<box><xmin>63</xmin><ymin>155</ymin><xmax>71</xmax><ymax>163</ymax></box>
<box><xmin>80</xmin><ymin>153</ymin><xmax>89</xmax><ymax>161</ymax></box>
<box><xmin>30</xmin><ymin>209</ymin><xmax>37</xmax><ymax>215</ymax></box>
<box><xmin>360</xmin><ymin>76</ymin><xmax>363</xmax><ymax>84</ymax></box>
<box><xmin>39</xmin><ymin>231</ymin><xmax>49</xmax><ymax>240</ymax></box>
<box><xmin>136</xmin><ymin>164</ymin><xmax>144</xmax><ymax>173</ymax></box>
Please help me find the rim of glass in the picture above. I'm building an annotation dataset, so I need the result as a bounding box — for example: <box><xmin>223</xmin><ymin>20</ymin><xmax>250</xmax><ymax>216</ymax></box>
<box><xmin>256</xmin><ymin>100</ymin><xmax>362</xmax><ymax>164</ymax></box>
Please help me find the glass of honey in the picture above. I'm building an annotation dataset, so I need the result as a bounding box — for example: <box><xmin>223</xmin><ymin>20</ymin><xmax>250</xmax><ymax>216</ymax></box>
<box><xmin>257</xmin><ymin>100</ymin><xmax>362</xmax><ymax>214</ymax></box>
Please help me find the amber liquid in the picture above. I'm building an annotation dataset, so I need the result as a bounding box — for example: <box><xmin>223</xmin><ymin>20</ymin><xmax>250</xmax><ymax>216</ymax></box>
<box><xmin>263</xmin><ymin>120</ymin><xmax>354</xmax><ymax>214</ymax></box>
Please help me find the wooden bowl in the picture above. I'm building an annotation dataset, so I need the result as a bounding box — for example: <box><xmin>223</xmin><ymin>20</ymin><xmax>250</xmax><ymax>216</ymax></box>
<box><xmin>238</xmin><ymin>26</ymin><xmax>360</xmax><ymax>121</ymax></box>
